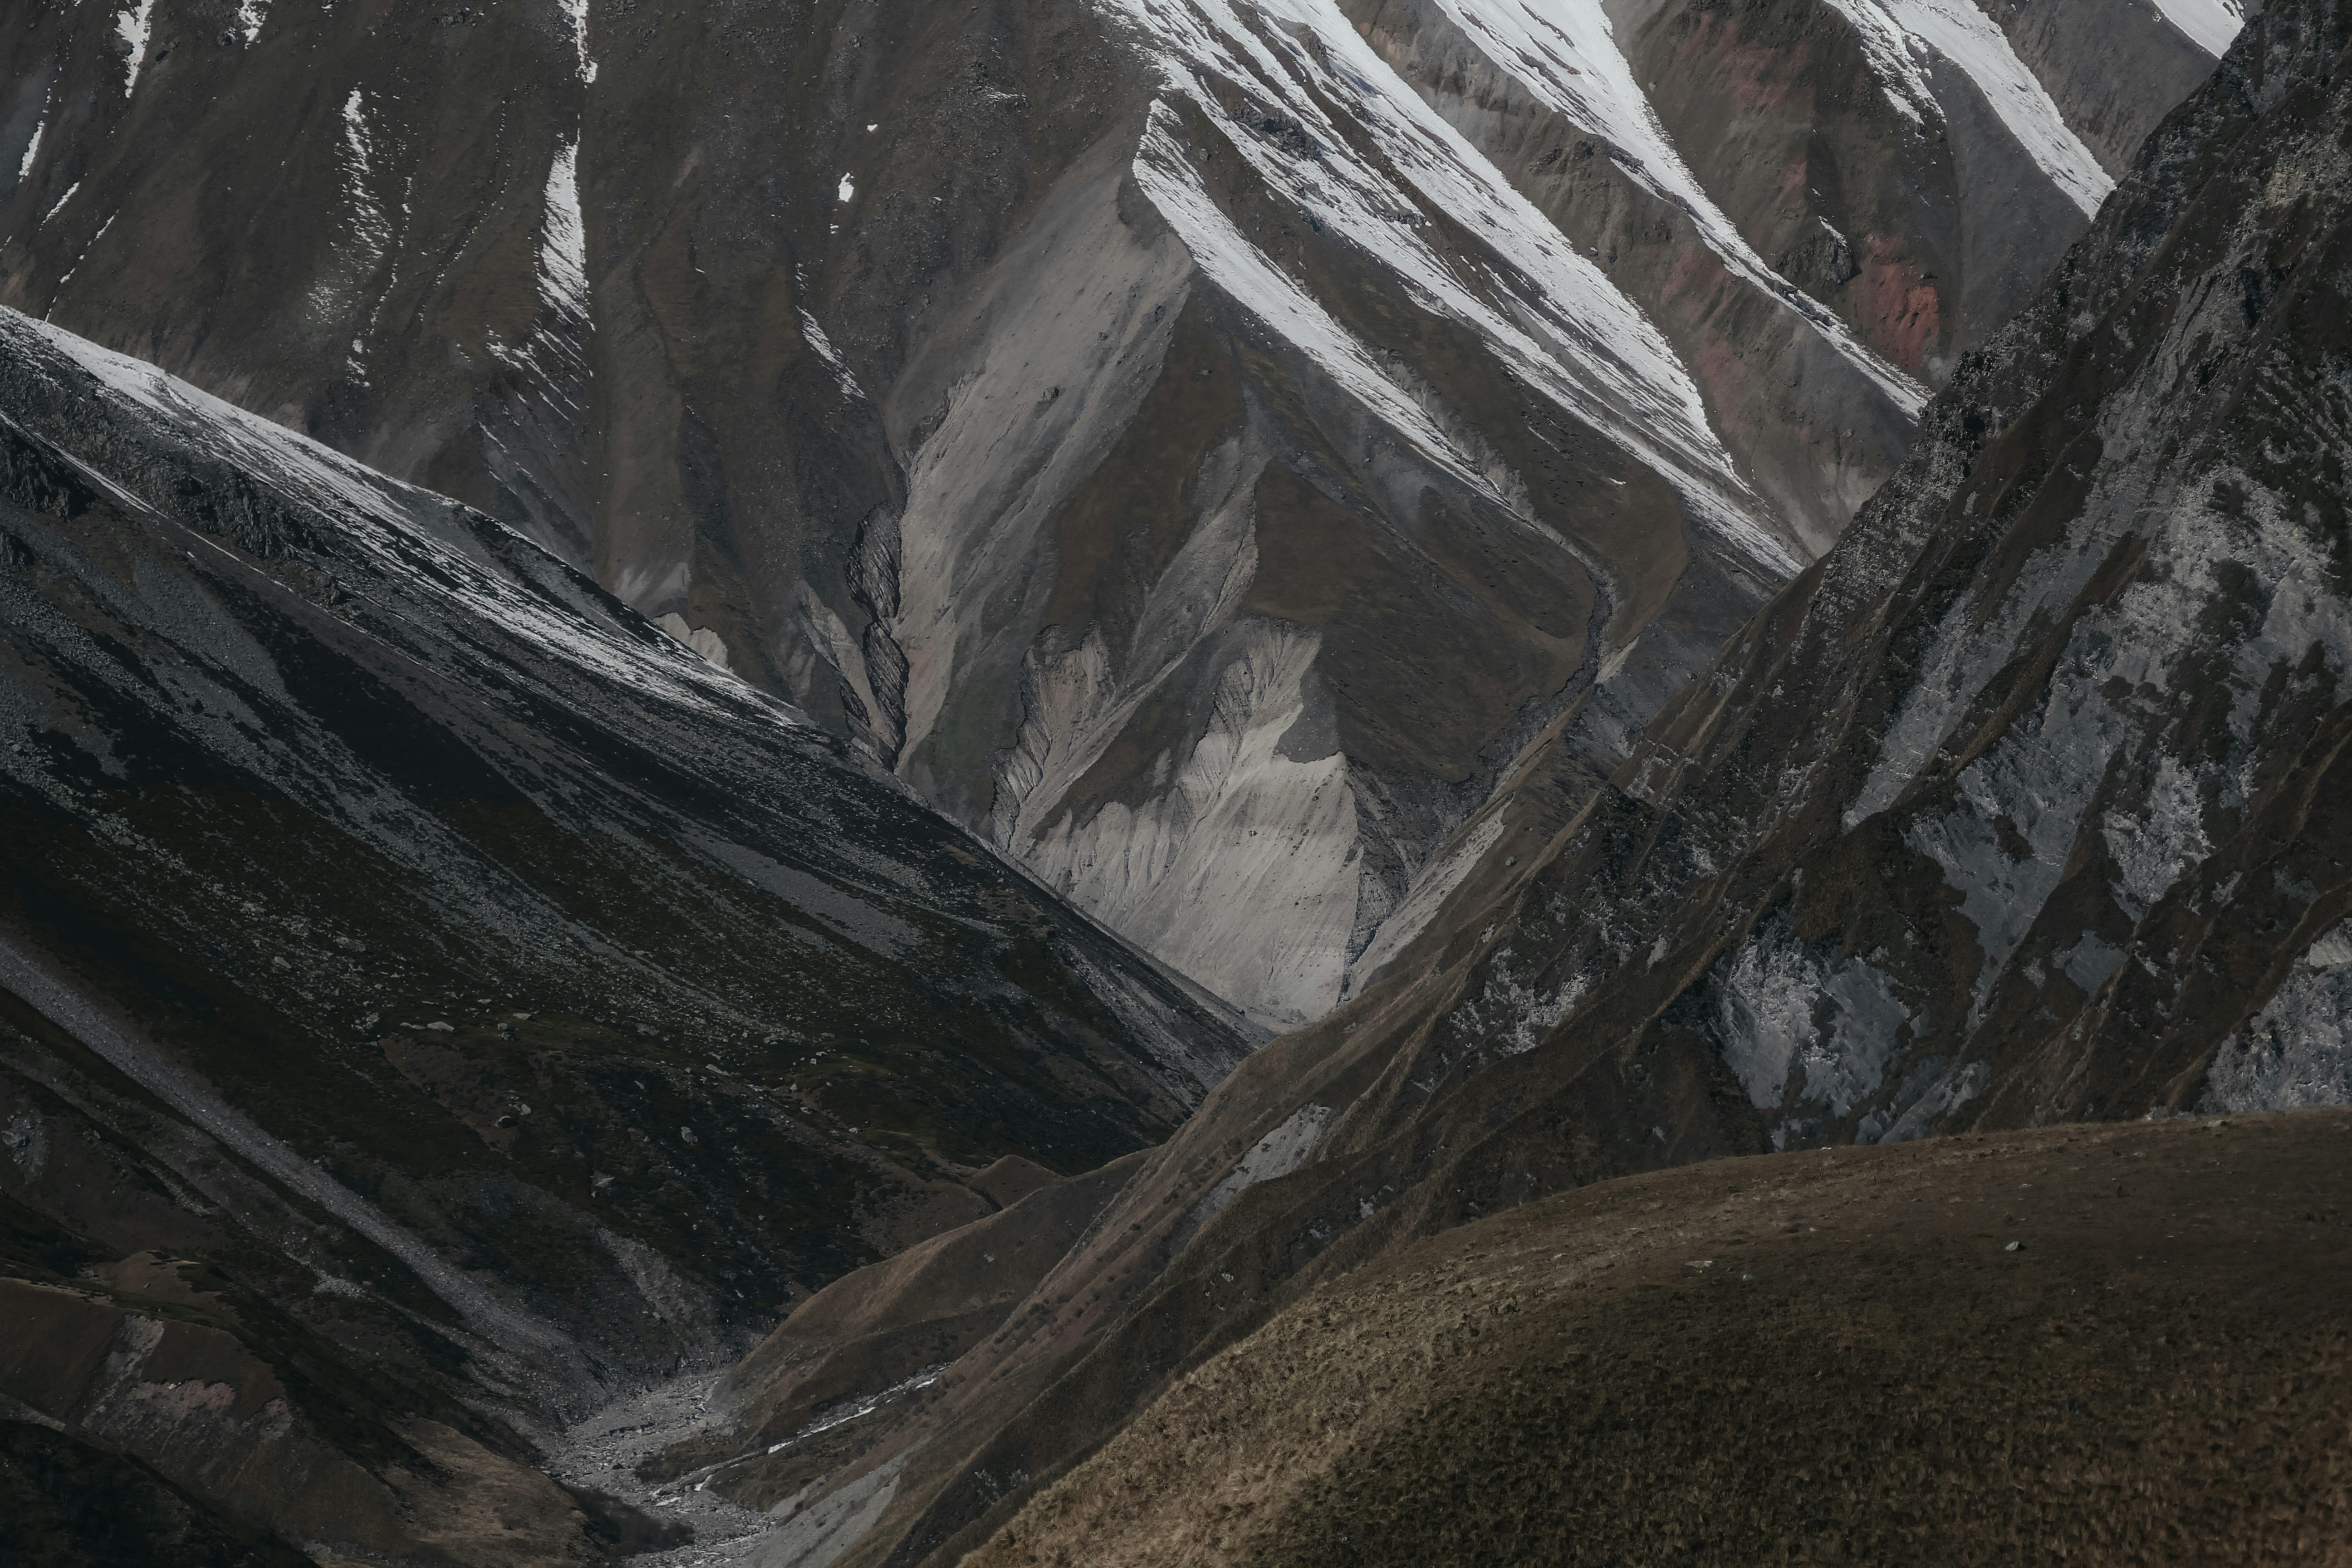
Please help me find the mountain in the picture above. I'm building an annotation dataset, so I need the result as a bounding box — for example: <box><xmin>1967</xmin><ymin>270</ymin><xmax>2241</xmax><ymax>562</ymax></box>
<box><xmin>614</xmin><ymin>0</ymin><xmax>2352</xmax><ymax>1559</ymax></box>
<box><xmin>0</xmin><ymin>305</ymin><xmax>1250</xmax><ymax>1566</ymax></box>
<box><xmin>1</xmin><ymin>0</ymin><xmax>2229</xmax><ymax>1029</ymax></box>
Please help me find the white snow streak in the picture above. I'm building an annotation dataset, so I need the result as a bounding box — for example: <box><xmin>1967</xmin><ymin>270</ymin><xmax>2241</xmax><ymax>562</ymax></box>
<box><xmin>1815</xmin><ymin>0</ymin><xmax>2113</xmax><ymax>216</ymax></box>
<box><xmin>339</xmin><ymin>91</ymin><xmax>393</xmax><ymax>265</ymax></box>
<box><xmin>556</xmin><ymin>0</ymin><xmax>597</xmax><ymax>81</ymax></box>
<box><xmin>15</xmin><ymin>113</ymin><xmax>43</xmax><ymax>182</ymax></box>
<box><xmin>116</xmin><ymin>0</ymin><xmax>157</xmax><ymax>96</ymax></box>
<box><xmin>539</xmin><ymin>135</ymin><xmax>589</xmax><ymax>323</ymax></box>
<box><xmin>797</xmin><ymin>310</ymin><xmax>866</xmax><ymax>402</ymax></box>
<box><xmin>333</xmin><ymin>91</ymin><xmax>395</xmax><ymax>368</ymax></box>
<box><xmin>55</xmin><ymin>211</ymin><xmax>118</xmax><ymax>289</ymax></box>
<box><xmin>1110</xmin><ymin>0</ymin><xmax>1800</xmax><ymax>570</ymax></box>
<box><xmin>487</xmin><ymin>133</ymin><xmax>593</xmax><ymax>421</ymax></box>
<box><xmin>1417</xmin><ymin>0</ymin><xmax>1926</xmax><ymax>414</ymax></box>
<box><xmin>39</xmin><ymin>182</ymin><xmax>78</xmax><ymax>227</ymax></box>
<box><xmin>2149</xmin><ymin>0</ymin><xmax>2244</xmax><ymax>56</ymax></box>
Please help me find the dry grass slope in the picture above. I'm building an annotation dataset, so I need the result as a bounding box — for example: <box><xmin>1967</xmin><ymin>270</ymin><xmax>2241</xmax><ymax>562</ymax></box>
<box><xmin>970</xmin><ymin>1110</ymin><xmax>2352</xmax><ymax>1567</ymax></box>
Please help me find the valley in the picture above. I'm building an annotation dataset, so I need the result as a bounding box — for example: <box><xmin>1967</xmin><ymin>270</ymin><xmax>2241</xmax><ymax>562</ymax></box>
<box><xmin>6</xmin><ymin>0</ymin><xmax>2351</xmax><ymax>1559</ymax></box>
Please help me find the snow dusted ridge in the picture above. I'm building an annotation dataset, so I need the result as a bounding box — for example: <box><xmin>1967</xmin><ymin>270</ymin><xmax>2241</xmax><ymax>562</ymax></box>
<box><xmin>0</xmin><ymin>309</ymin><xmax>776</xmax><ymax>727</ymax></box>
<box><xmin>1816</xmin><ymin>0</ymin><xmax>2116</xmax><ymax>216</ymax></box>
<box><xmin>1409</xmin><ymin>0</ymin><xmax>1929</xmax><ymax>416</ymax></box>
<box><xmin>1110</xmin><ymin>0</ymin><xmax>1805</xmax><ymax>574</ymax></box>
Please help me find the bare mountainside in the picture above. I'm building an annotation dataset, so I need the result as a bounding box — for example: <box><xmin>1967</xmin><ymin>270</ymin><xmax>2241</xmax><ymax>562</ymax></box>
<box><xmin>2</xmin><ymin>0</ymin><xmax>2227</xmax><ymax>1026</ymax></box>
<box><xmin>634</xmin><ymin>2</ymin><xmax>2352</xmax><ymax>1560</ymax></box>
<box><xmin>0</xmin><ymin>307</ymin><xmax>1250</xmax><ymax>1566</ymax></box>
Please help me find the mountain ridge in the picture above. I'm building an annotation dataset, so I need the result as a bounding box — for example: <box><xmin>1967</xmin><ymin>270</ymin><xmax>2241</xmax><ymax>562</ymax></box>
<box><xmin>1</xmin><ymin>0</ymin><xmax>2233</xmax><ymax>1028</ymax></box>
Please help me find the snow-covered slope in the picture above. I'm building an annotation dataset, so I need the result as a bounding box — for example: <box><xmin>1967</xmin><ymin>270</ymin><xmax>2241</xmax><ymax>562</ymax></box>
<box><xmin>0</xmin><ymin>0</ymin><xmax>2227</xmax><ymax>1028</ymax></box>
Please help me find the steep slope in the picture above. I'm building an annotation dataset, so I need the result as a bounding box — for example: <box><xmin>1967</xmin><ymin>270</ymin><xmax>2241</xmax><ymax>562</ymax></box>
<box><xmin>0</xmin><ymin>308</ymin><xmax>1250</xmax><ymax>1566</ymax></box>
<box><xmin>641</xmin><ymin>1</ymin><xmax>2352</xmax><ymax>1560</ymax></box>
<box><xmin>0</xmin><ymin>0</ymin><xmax>2228</xmax><ymax>1029</ymax></box>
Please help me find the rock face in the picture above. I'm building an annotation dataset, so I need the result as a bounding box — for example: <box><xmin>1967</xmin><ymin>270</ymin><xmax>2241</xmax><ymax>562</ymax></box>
<box><xmin>0</xmin><ymin>307</ymin><xmax>1250</xmax><ymax>1566</ymax></box>
<box><xmin>0</xmin><ymin>0</ymin><xmax>2226</xmax><ymax>1026</ymax></box>
<box><xmin>642</xmin><ymin>1</ymin><xmax>2352</xmax><ymax>1559</ymax></box>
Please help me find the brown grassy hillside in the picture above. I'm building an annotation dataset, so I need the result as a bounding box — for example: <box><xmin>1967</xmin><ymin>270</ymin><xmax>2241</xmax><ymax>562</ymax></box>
<box><xmin>970</xmin><ymin>1109</ymin><xmax>2352</xmax><ymax>1568</ymax></box>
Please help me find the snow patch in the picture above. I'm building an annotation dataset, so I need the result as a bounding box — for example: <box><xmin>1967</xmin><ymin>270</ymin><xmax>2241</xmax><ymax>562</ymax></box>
<box><xmin>323</xmin><ymin>92</ymin><xmax>397</xmax><ymax>369</ymax></box>
<box><xmin>39</xmin><ymin>182</ymin><xmax>78</xmax><ymax>227</ymax></box>
<box><xmin>837</xmin><ymin>173</ymin><xmax>855</xmax><ymax>203</ymax></box>
<box><xmin>232</xmin><ymin>0</ymin><xmax>267</xmax><ymax>43</ymax></box>
<box><xmin>484</xmin><ymin>133</ymin><xmax>593</xmax><ymax>453</ymax></box>
<box><xmin>116</xmin><ymin>0</ymin><xmax>157</xmax><ymax>96</ymax></box>
<box><xmin>2149</xmin><ymin>0</ymin><xmax>2244</xmax><ymax>56</ymax></box>
<box><xmin>555</xmin><ymin>0</ymin><xmax>595</xmax><ymax>80</ymax></box>
<box><xmin>538</xmin><ymin>134</ymin><xmax>589</xmax><ymax>322</ymax></box>
<box><xmin>15</xmin><ymin>113</ymin><xmax>43</xmax><ymax>182</ymax></box>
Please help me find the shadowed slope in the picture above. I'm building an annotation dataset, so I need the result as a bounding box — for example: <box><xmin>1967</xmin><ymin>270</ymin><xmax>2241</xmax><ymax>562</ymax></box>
<box><xmin>0</xmin><ymin>309</ymin><xmax>1250</xmax><ymax>1567</ymax></box>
